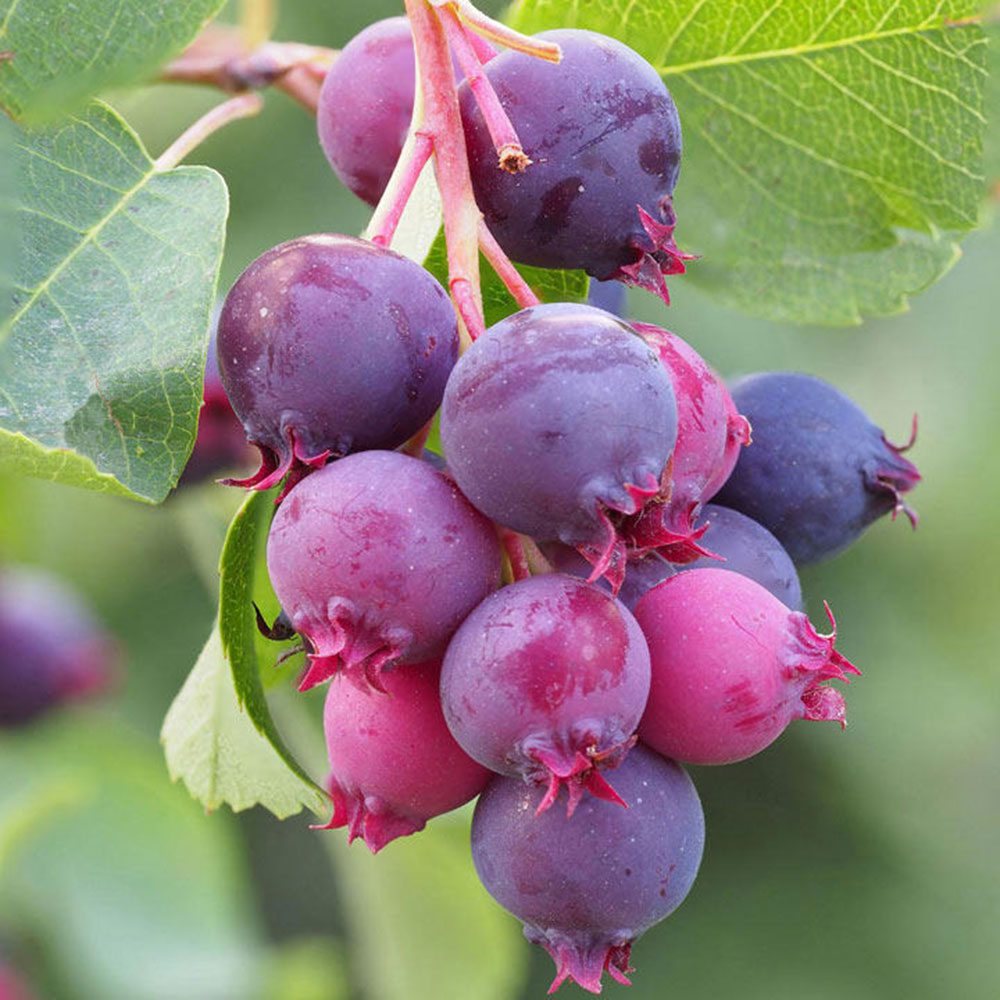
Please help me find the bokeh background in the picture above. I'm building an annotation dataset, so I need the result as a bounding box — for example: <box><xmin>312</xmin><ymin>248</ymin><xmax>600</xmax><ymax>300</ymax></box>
<box><xmin>1</xmin><ymin>2</ymin><xmax>998</xmax><ymax>998</ymax></box>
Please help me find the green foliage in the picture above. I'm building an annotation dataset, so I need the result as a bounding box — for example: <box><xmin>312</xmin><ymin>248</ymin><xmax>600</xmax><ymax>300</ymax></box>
<box><xmin>0</xmin><ymin>101</ymin><xmax>227</xmax><ymax>503</ymax></box>
<box><xmin>508</xmin><ymin>0</ymin><xmax>988</xmax><ymax>324</ymax></box>
<box><xmin>326</xmin><ymin>811</ymin><xmax>528</xmax><ymax>1000</ymax></box>
<box><xmin>0</xmin><ymin>719</ymin><xmax>263</xmax><ymax>1000</ymax></box>
<box><xmin>0</xmin><ymin>0</ymin><xmax>226</xmax><ymax>121</ymax></box>
<box><xmin>424</xmin><ymin>230</ymin><xmax>588</xmax><ymax>328</ymax></box>
<box><xmin>163</xmin><ymin>489</ymin><xmax>329</xmax><ymax>818</ymax></box>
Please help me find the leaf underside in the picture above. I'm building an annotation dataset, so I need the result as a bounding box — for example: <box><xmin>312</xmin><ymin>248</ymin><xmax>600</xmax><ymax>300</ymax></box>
<box><xmin>508</xmin><ymin>0</ymin><xmax>988</xmax><ymax>324</ymax></box>
<box><xmin>0</xmin><ymin>102</ymin><xmax>227</xmax><ymax>503</ymax></box>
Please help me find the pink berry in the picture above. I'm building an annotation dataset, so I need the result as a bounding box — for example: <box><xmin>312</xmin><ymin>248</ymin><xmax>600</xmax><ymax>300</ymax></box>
<box><xmin>317</xmin><ymin>659</ymin><xmax>491</xmax><ymax>853</ymax></box>
<box><xmin>623</xmin><ymin>324</ymin><xmax>751</xmax><ymax>563</ymax></box>
<box><xmin>440</xmin><ymin>574</ymin><xmax>651</xmax><ymax>815</ymax></box>
<box><xmin>266</xmin><ymin>451</ymin><xmax>501</xmax><ymax>692</ymax></box>
<box><xmin>634</xmin><ymin>568</ymin><xmax>859</xmax><ymax>765</ymax></box>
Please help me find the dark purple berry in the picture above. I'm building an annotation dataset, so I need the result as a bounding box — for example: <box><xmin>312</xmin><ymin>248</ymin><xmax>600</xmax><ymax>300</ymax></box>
<box><xmin>0</xmin><ymin>567</ymin><xmax>116</xmax><ymax>727</ymax></box>
<box><xmin>440</xmin><ymin>303</ymin><xmax>677</xmax><ymax>592</ymax></box>
<box><xmin>715</xmin><ymin>372</ymin><xmax>920</xmax><ymax>564</ymax></box>
<box><xmin>471</xmin><ymin>745</ymin><xmax>704</xmax><ymax>994</ymax></box>
<box><xmin>459</xmin><ymin>29</ymin><xmax>688</xmax><ymax>301</ymax></box>
<box><xmin>217</xmin><ymin>235</ymin><xmax>458</xmax><ymax>493</ymax></box>
<box><xmin>440</xmin><ymin>574</ymin><xmax>650</xmax><ymax>815</ymax></box>
<box><xmin>682</xmin><ymin>504</ymin><xmax>803</xmax><ymax>611</ymax></box>
<box><xmin>266</xmin><ymin>451</ymin><xmax>501</xmax><ymax>692</ymax></box>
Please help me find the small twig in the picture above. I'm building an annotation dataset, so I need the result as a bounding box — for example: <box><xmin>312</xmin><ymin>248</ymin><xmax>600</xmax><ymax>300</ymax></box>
<box><xmin>434</xmin><ymin>0</ymin><xmax>562</xmax><ymax>62</ymax></box>
<box><xmin>439</xmin><ymin>4</ymin><xmax>530</xmax><ymax>173</ymax></box>
<box><xmin>501</xmin><ymin>529</ymin><xmax>532</xmax><ymax>581</ymax></box>
<box><xmin>155</xmin><ymin>93</ymin><xmax>264</xmax><ymax>170</ymax></box>
<box><xmin>401</xmin><ymin>418</ymin><xmax>435</xmax><ymax>458</ymax></box>
<box><xmin>241</xmin><ymin>0</ymin><xmax>276</xmax><ymax>48</ymax></box>
<box><xmin>478</xmin><ymin>219</ymin><xmax>540</xmax><ymax>309</ymax></box>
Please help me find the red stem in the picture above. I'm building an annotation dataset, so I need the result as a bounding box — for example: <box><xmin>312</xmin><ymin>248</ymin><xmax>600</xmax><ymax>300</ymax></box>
<box><xmin>501</xmin><ymin>529</ymin><xmax>532</xmax><ymax>582</ymax></box>
<box><xmin>368</xmin><ymin>132</ymin><xmax>435</xmax><ymax>247</ymax></box>
<box><xmin>439</xmin><ymin>5</ymin><xmax>530</xmax><ymax>173</ymax></box>
<box><xmin>478</xmin><ymin>219</ymin><xmax>540</xmax><ymax>309</ymax></box>
<box><xmin>406</xmin><ymin>0</ymin><xmax>485</xmax><ymax>345</ymax></box>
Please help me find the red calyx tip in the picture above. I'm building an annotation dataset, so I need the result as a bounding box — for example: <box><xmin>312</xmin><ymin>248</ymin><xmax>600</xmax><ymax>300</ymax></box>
<box><xmin>312</xmin><ymin>778</ymin><xmax>425</xmax><ymax>853</ymax></box>
<box><xmin>611</xmin><ymin>203</ymin><xmax>696</xmax><ymax>305</ymax></box>
<box><xmin>535</xmin><ymin>932</ymin><xmax>634</xmax><ymax>994</ymax></box>
<box><xmin>219</xmin><ymin>426</ymin><xmax>332</xmax><ymax>500</ymax></box>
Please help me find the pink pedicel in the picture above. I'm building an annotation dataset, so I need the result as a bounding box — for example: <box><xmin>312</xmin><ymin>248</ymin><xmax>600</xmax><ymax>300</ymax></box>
<box><xmin>634</xmin><ymin>569</ymin><xmax>859</xmax><ymax>765</ymax></box>
<box><xmin>316</xmin><ymin>659</ymin><xmax>491</xmax><ymax>853</ymax></box>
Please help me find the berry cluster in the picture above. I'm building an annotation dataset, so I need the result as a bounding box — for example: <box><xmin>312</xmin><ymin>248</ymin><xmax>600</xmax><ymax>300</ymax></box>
<box><xmin>208</xmin><ymin>15</ymin><xmax>921</xmax><ymax>995</ymax></box>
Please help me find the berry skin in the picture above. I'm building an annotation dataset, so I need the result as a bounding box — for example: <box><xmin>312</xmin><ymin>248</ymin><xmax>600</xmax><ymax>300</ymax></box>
<box><xmin>681</xmin><ymin>504</ymin><xmax>803</xmax><ymax>611</ymax></box>
<box><xmin>0</xmin><ymin>567</ymin><xmax>115</xmax><ymax>728</ymax></box>
<box><xmin>316</xmin><ymin>17</ymin><xmax>416</xmax><ymax>206</ymax></box>
<box><xmin>471</xmin><ymin>745</ymin><xmax>704</xmax><ymax>994</ymax></box>
<box><xmin>440</xmin><ymin>303</ymin><xmax>677</xmax><ymax>592</ymax></box>
<box><xmin>217</xmin><ymin>235</ymin><xmax>458</xmax><ymax>494</ymax></box>
<box><xmin>440</xmin><ymin>574</ymin><xmax>651</xmax><ymax>815</ymax></box>
<box><xmin>634</xmin><ymin>569</ymin><xmax>859</xmax><ymax>766</ymax></box>
<box><xmin>715</xmin><ymin>372</ymin><xmax>920</xmax><ymax>565</ymax></box>
<box><xmin>623</xmin><ymin>324</ymin><xmax>751</xmax><ymax>563</ymax></box>
<box><xmin>459</xmin><ymin>29</ymin><xmax>689</xmax><ymax>301</ymax></box>
<box><xmin>317</xmin><ymin>659</ymin><xmax>491</xmax><ymax>853</ymax></box>
<box><xmin>265</xmin><ymin>451</ymin><xmax>501</xmax><ymax>692</ymax></box>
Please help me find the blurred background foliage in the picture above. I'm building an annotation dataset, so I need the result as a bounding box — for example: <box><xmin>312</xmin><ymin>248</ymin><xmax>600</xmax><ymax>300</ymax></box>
<box><xmin>1</xmin><ymin>1</ymin><xmax>999</xmax><ymax>998</ymax></box>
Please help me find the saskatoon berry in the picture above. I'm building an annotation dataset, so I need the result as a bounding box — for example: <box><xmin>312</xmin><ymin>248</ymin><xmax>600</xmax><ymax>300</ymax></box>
<box><xmin>635</xmin><ymin>568</ymin><xmax>858</xmax><ymax>765</ymax></box>
<box><xmin>624</xmin><ymin>323</ymin><xmax>751</xmax><ymax>562</ymax></box>
<box><xmin>440</xmin><ymin>574</ymin><xmax>650</xmax><ymax>815</ymax></box>
<box><xmin>318</xmin><ymin>659</ymin><xmax>490</xmax><ymax>853</ymax></box>
<box><xmin>586</xmin><ymin>277</ymin><xmax>627</xmax><ymax>318</ymax></box>
<box><xmin>682</xmin><ymin>504</ymin><xmax>803</xmax><ymax>611</ymax></box>
<box><xmin>472</xmin><ymin>745</ymin><xmax>704</xmax><ymax>994</ymax></box>
<box><xmin>217</xmin><ymin>235</ymin><xmax>458</xmax><ymax>493</ymax></box>
<box><xmin>0</xmin><ymin>566</ymin><xmax>115</xmax><ymax>727</ymax></box>
<box><xmin>316</xmin><ymin>17</ymin><xmax>417</xmax><ymax>206</ymax></box>
<box><xmin>459</xmin><ymin>29</ymin><xmax>688</xmax><ymax>300</ymax></box>
<box><xmin>440</xmin><ymin>303</ymin><xmax>677</xmax><ymax>591</ymax></box>
<box><xmin>715</xmin><ymin>372</ymin><xmax>920</xmax><ymax>565</ymax></box>
<box><xmin>266</xmin><ymin>451</ymin><xmax>501</xmax><ymax>692</ymax></box>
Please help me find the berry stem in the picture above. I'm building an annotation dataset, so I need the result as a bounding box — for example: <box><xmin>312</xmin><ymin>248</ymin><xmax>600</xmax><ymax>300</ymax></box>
<box><xmin>500</xmin><ymin>529</ymin><xmax>532</xmax><ymax>582</ymax></box>
<box><xmin>155</xmin><ymin>93</ymin><xmax>264</xmax><ymax>170</ymax></box>
<box><xmin>435</xmin><ymin>0</ymin><xmax>562</xmax><ymax>62</ymax></box>
<box><xmin>439</xmin><ymin>5</ymin><xmax>530</xmax><ymax>173</ymax></box>
<box><xmin>406</xmin><ymin>0</ymin><xmax>486</xmax><ymax>344</ymax></box>
<box><xmin>366</xmin><ymin>131</ymin><xmax>435</xmax><ymax>248</ymax></box>
<box><xmin>478</xmin><ymin>219</ymin><xmax>541</xmax><ymax>309</ymax></box>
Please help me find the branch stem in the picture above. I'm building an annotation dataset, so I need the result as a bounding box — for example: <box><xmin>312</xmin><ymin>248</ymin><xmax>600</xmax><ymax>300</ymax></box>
<box><xmin>438</xmin><ymin>0</ymin><xmax>562</xmax><ymax>62</ymax></box>
<box><xmin>155</xmin><ymin>93</ymin><xmax>264</xmax><ymax>171</ymax></box>
<box><xmin>366</xmin><ymin>132</ymin><xmax>435</xmax><ymax>247</ymax></box>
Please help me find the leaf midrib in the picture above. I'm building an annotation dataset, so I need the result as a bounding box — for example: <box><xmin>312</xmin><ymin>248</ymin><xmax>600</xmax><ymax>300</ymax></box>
<box><xmin>655</xmin><ymin>16</ymin><xmax>959</xmax><ymax>77</ymax></box>
<box><xmin>2</xmin><ymin>124</ymin><xmax>155</xmax><ymax>337</ymax></box>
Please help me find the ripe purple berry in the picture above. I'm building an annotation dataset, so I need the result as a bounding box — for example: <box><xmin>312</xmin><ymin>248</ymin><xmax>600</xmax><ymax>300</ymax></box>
<box><xmin>317</xmin><ymin>659</ymin><xmax>491</xmax><ymax>853</ymax></box>
<box><xmin>472</xmin><ymin>745</ymin><xmax>704</xmax><ymax>994</ymax></box>
<box><xmin>0</xmin><ymin>567</ymin><xmax>116</xmax><ymax>727</ymax></box>
<box><xmin>635</xmin><ymin>569</ymin><xmax>858</xmax><ymax>765</ymax></box>
<box><xmin>715</xmin><ymin>372</ymin><xmax>921</xmax><ymax>564</ymax></box>
<box><xmin>266</xmin><ymin>451</ymin><xmax>501</xmax><ymax>692</ymax></box>
<box><xmin>217</xmin><ymin>235</ymin><xmax>458</xmax><ymax>494</ymax></box>
<box><xmin>459</xmin><ymin>29</ymin><xmax>689</xmax><ymax>301</ymax></box>
<box><xmin>441</xmin><ymin>574</ymin><xmax>651</xmax><ymax>814</ymax></box>
<box><xmin>441</xmin><ymin>303</ymin><xmax>677</xmax><ymax>592</ymax></box>
<box><xmin>317</xmin><ymin>18</ymin><xmax>417</xmax><ymax>206</ymax></box>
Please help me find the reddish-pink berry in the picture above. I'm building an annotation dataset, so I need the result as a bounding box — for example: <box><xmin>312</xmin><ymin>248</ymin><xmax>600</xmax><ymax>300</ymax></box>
<box><xmin>623</xmin><ymin>324</ymin><xmax>751</xmax><ymax>563</ymax></box>
<box><xmin>317</xmin><ymin>659</ymin><xmax>491</xmax><ymax>853</ymax></box>
<box><xmin>634</xmin><ymin>568</ymin><xmax>859</xmax><ymax>765</ymax></box>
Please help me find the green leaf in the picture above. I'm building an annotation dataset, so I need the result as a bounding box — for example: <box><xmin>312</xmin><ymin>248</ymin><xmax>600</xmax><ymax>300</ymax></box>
<box><xmin>0</xmin><ymin>0</ymin><xmax>225</xmax><ymax>121</ymax></box>
<box><xmin>423</xmin><ymin>229</ymin><xmax>588</xmax><ymax>328</ymax></box>
<box><xmin>0</xmin><ymin>113</ymin><xmax>15</xmax><ymax>326</ymax></box>
<box><xmin>508</xmin><ymin>0</ymin><xmax>988</xmax><ymax>325</ymax></box>
<box><xmin>163</xmin><ymin>487</ymin><xmax>327</xmax><ymax>818</ymax></box>
<box><xmin>325</xmin><ymin>811</ymin><xmax>528</xmax><ymax>1000</ymax></box>
<box><xmin>0</xmin><ymin>101</ymin><xmax>227</xmax><ymax>502</ymax></box>
<box><xmin>0</xmin><ymin>719</ymin><xmax>263</xmax><ymax>1000</ymax></box>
